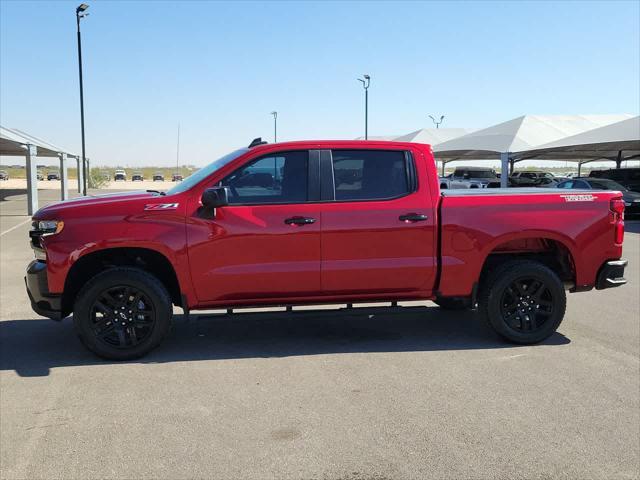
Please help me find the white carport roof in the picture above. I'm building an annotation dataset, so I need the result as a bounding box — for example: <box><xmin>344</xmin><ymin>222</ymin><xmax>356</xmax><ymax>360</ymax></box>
<box><xmin>433</xmin><ymin>114</ymin><xmax>633</xmax><ymax>161</ymax></box>
<box><xmin>394</xmin><ymin>127</ymin><xmax>472</xmax><ymax>145</ymax></box>
<box><xmin>518</xmin><ymin>116</ymin><xmax>640</xmax><ymax>161</ymax></box>
<box><xmin>0</xmin><ymin>125</ymin><xmax>77</xmax><ymax>158</ymax></box>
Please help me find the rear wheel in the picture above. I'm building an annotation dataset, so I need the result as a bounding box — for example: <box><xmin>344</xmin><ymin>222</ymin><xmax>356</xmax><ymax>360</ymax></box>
<box><xmin>73</xmin><ymin>268</ymin><xmax>172</xmax><ymax>360</ymax></box>
<box><xmin>478</xmin><ymin>260</ymin><xmax>566</xmax><ymax>344</ymax></box>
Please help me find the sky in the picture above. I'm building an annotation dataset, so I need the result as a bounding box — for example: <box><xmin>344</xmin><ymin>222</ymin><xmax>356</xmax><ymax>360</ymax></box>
<box><xmin>1</xmin><ymin>0</ymin><xmax>639</xmax><ymax>168</ymax></box>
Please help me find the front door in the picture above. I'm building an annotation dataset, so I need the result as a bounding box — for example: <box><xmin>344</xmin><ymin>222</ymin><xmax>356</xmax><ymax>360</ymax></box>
<box><xmin>187</xmin><ymin>150</ymin><xmax>322</xmax><ymax>304</ymax></box>
<box><xmin>319</xmin><ymin>148</ymin><xmax>437</xmax><ymax>296</ymax></box>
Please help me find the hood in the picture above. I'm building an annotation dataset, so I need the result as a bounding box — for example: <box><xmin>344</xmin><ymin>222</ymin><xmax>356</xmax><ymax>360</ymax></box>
<box><xmin>34</xmin><ymin>191</ymin><xmax>159</xmax><ymax>219</ymax></box>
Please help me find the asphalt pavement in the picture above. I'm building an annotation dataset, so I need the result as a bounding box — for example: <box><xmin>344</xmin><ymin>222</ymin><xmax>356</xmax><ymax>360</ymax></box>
<box><xmin>1</xmin><ymin>188</ymin><xmax>638</xmax><ymax>480</ymax></box>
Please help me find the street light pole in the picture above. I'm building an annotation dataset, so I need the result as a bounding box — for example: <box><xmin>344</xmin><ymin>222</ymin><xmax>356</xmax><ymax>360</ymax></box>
<box><xmin>357</xmin><ymin>74</ymin><xmax>370</xmax><ymax>139</ymax></box>
<box><xmin>270</xmin><ymin>111</ymin><xmax>277</xmax><ymax>142</ymax></box>
<box><xmin>76</xmin><ymin>3</ymin><xmax>89</xmax><ymax>195</ymax></box>
<box><xmin>429</xmin><ymin>114</ymin><xmax>445</xmax><ymax>129</ymax></box>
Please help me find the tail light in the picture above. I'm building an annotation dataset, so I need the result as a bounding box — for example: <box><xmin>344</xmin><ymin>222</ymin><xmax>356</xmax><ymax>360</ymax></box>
<box><xmin>610</xmin><ymin>198</ymin><xmax>625</xmax><ymax>245</ymax></box>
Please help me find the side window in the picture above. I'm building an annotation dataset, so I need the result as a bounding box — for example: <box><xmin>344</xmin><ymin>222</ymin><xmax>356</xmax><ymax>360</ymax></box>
<box><xmin>629</xmin><ymin>170</ymin><xmax>640</xmax><ymax>180</ymax></box>
<box><xmin>331</xmin><ymin>150</ymin><xmax>410</xmax><ymax>201</ymax></box>
<box><xmin>572</xmin><ymin>180</ymin><xmax>589</xmax><ymax>189</ymax></box>
<box><xmin>221</xmin><ymin>151</ymin><xmax>309</xmax><ymax>204</ymax></box>
<box><xmin>557</xmin><ymin>181</ymin><xmax>572</xmax><ymax>189</ymax></box>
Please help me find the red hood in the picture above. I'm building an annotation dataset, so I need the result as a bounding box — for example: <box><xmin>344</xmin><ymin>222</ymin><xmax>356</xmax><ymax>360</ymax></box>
<box><xmin>33</xmin><ymin>191</ymin><xmax>159</xmax><ymax>219</ymax></box>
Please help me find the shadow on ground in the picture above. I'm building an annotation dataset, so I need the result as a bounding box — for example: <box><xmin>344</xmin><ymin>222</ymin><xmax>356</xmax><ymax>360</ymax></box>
<box><xmin>0</xmin><ymin>307</ymin><xmax>570</xmax><ymax>377</ymax></box>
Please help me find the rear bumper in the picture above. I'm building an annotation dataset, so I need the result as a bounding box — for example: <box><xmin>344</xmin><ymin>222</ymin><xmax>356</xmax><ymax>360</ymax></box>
<box><xmin>595</xmin><ymin>259</ymin><xmax>628</xmax><ymax>290</ymax></box>
<box><xmin>24</xmin><ymin>260</ymin><xmax>63</xmax><ymax>320</ymax></box>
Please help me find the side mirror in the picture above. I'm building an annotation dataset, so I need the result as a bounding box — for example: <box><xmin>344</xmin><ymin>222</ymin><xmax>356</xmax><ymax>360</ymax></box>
<box><xmin>202</xmin><ymin>186</ymin><xmax>229</xmax><ymax>208</ymax></box>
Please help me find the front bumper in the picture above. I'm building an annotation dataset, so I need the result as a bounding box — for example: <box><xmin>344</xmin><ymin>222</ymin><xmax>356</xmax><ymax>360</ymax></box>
<box><xmin>595</xmin><ymin>259</ymin><xmax>628</xmax><ymax>290</ymax></box>
<box><xmin>24</xmin><ymin>260</ymin><xmax>63</xmax><ymax>320</ymax></box>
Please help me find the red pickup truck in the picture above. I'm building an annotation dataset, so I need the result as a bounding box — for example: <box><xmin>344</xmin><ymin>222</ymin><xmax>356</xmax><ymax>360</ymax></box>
<box><xmin>25</xmin><ymin>139</ymin><xmax>628</xmax><ymax>360</ymax></box>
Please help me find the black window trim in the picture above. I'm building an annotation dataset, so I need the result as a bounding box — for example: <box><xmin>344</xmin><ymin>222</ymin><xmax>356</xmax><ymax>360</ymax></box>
<box><xmin>219</xmin><ymin>149</ymin><xmax>320</xmax><ymax>207</ymax></box>
<box><xmin>320</xmin><ymin>148</ymin><xmax>418</xmax><ymax>204</ymax></box>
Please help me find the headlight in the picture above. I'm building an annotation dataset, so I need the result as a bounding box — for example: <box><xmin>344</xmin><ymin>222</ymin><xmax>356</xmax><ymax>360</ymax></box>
<box><xmin>37</xmin><ymin>220</ymin><xmax>64</xmax><ymax>235</ymax></box>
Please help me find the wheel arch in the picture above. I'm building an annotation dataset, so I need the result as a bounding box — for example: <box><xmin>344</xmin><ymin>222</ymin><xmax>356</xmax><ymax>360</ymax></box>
<box><xmin>62</xmin><ymin>247</ymin><xmax>183</xmax><ymax>316</ymax></box>
<box><xmin>478</xmin><ymin>233</ymin><xmax>578</xmax><ymax>288</ymax></box>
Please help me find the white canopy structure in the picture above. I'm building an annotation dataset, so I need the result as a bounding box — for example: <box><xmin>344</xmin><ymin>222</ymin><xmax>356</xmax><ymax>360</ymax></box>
<box><xmin>1</xmin><ymin>125</ymin><xmax>81</xmax><ymax>214</ymax></box>
<box><xmin>394</xmin><ymin>127</ymin><xmax>471</xmax><ymax>145</ymax></box>
<box><xmin>433</xmin><ymin>114</ymin><xmax>634</xmax><ymax>186</ymax></box>
<box><xmin>518</xmin><ymin>116</ymin><xmax>640</xmax><ymax>173</ymax></box>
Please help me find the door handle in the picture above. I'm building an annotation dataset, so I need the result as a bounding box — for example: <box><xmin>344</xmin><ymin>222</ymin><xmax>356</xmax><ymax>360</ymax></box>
<box><xmin>399</xmin><ymin>213</ymin><xmax>428</xmax><ymax>222</ymax></box>
<box><xmin>284</xmin><ymin>216</ymin><xmax>316</xmax><ymax>226</ymax></box>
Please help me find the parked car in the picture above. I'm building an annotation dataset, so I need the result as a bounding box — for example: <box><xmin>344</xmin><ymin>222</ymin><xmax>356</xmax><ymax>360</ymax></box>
<box><xmin>131</xmin><ymin>172</ymin><xmax>144</xmax><ymax>182</ymax></box>
<box><xmin>534</xmin><ymin>176</ymin><xmax>569</xmax><ymax>188</ymax></box>
<box><xmin>589</xmin><ymin>168</ymin><xmax>640</xmax><ymax>193</ymax></box>
<box><xmin>510</xmin><ymin>171</ymin><xmax>555</xmax><ymax>187</ymax></box>
<box><xmin>0</xmin><ymin>170</ymin><xmax>8</xmax><ymax>181</ymax></box>
<box><xmin>114</xmin><ymin>169</ymin><xmax>127</xmax><ymax>181</ymax></box>
<box><xmin>172</xmin><ymin>173</ymin><xmax>183</xmax><ymax>182</ymax></box>
<box><xmin>557</xmin><ymin>177</ymin><xmax>640</xmax><ymax>217</ymax></box>
<box><xmin>25</xmin><ymin>139</ymin><xmax>628</xmax><ymax>360</ymax></box>
<box><xmin>153</xmin><ymin>172</ymin><xmax>165</xmax><ymax>181</ymax></box>
<box><xmin>451</xmin><ymin>166</ymin><xmax>498</xmax><ymax>188</ymax></box>
<box><xmin>47</xmin><ymin>171</ymin><xmax>60</xmax><ymax>181</ymax></box>
<box><xmin>439</xmin><ymin>177</ymin><xmax>478</xmax><ymax>190</ymax></box>
<box><xmin>36</xmin><ymin>171</ymin><xmax>44</xmax><ymax>181</ymax></box>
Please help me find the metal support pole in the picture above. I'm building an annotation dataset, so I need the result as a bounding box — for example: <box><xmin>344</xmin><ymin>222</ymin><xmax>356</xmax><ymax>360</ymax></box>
<box><xmin>77</xmin><ymin>11</ymin><xmax>88</xmax><ymax>196</ymax></box>
<box><xmin>441</xmin><ymin>161</ymin><xmax>446</xmax><ymax>176</ymax></box>
<box><xmin>500</xmin><ymin>152</ymin><xmax>510</xmax><ymax>188</ymax></box>
<box><xmin>364</xmin><ymin>88</ymin><xmax>368</xmax><ymax>140</ymax></box>
<box><xmin>615</xmin><ymin>150</ymin><xmax>622</xmax><ymax>169</ymax></box>
<box><xmin>86</xmin><ymin>158</ymin><xmax>91</xmax><ymax>189</ymax></box>
<box><xmin>509</xmin><ymin>159</ymin><xmax>515</xmax><ymax>175</ymax></box>
<box><xmin>59</xmin><ymin>153</ymin><xmax>69</xmax><ymax>200</ymax></box>
<box><xmin>25</xmin><ymin>145</ymin><xmax>38</xmax><ymax>215</ymax></box>
<box><xmin>578</xmin><ymin>161</ymin><xmax>582</xmax><ymax>177</ymax></box>
<box><xmin>76</xmin><ymin>156</ymin><xmax>83</xmax><ymax>192</ymax></box>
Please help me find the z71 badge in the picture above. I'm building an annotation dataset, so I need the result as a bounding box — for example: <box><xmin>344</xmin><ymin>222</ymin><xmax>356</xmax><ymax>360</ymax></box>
<box><xmin>144</xmin><ymin>203</ymin><xmax>179</xmax><ymax>210</ymax></box>
<box><xmin>560</xmin><ymin>194</ymin><xmax>597</xmax><ymax>202</ymax></box>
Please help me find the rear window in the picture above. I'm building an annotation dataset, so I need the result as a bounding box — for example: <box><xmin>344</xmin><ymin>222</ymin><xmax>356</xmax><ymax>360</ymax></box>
<box><xmin>332</xmin><ymin>150</ymin><xmax>411</xmax><ymax>201</ymax></box>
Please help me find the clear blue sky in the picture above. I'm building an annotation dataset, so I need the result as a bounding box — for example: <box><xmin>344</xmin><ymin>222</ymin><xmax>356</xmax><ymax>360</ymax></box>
<box><xmin>1</xmin><ymin>0</ymin><xmax>638</xmax><ymax>167</ymax></box>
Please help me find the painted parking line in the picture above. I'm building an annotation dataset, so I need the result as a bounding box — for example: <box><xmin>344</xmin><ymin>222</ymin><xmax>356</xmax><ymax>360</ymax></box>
<box><xmin>0</xmin><ymin>218</ymin><xmax>32</xmax><ymax>237</ymax></box>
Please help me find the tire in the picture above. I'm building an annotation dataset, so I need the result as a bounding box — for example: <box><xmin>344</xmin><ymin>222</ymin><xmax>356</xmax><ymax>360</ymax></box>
<box><xmin>73</xmin><ymin>267</ymin><xmax>172</xmax><ymax>360</ymax></box>
<box><xmin>434</xmin><ymin>297</ymin><xmax>470</xmax><ymax>310</ymax></box>
<box><xmin>478</xmin><ymin>260</ymin><xmax>566</xmax><ymax>344</ymax></box>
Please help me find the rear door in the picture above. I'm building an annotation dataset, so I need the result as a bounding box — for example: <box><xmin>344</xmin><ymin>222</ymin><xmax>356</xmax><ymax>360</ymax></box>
<box><xmin>318</xmin><ymin>148</ymin><xmax>437</xmax><ymax>296</ymax></box>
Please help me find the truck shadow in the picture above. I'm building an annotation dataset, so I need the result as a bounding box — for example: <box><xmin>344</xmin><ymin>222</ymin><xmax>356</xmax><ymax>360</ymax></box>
<box><xmin>0</xmin><ymin>307</ymin><xmax>570</xmax><ymax>377</ymax></box>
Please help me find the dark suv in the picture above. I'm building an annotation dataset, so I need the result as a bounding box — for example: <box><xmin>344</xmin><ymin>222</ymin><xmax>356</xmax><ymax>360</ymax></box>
<box><xmin>589</xmin><ymin>168</ymin><xmax>640</xmax><ymax>193</ymax></box>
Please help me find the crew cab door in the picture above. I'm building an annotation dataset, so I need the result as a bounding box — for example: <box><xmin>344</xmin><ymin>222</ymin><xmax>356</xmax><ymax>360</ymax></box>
<box><xmin>187</xmin><ymin>150</ymin><xmax>322</xmax><ymax>304</ymax></box>
<box><xmin>318</xmin><ymin>148</ymin><xmax>437</xmax><ymax>295</ymax></box>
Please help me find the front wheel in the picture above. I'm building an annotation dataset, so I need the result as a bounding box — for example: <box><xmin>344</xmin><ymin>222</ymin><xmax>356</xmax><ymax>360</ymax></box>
<box><xmin>478</xmin><ymin>260</ymin><xmax>566</xmax><ymax>344</ymax></box>
<box><xmin>73</xmin><ymin>268</ymin><xmax>172</xmax><ymax>360</ymax></box>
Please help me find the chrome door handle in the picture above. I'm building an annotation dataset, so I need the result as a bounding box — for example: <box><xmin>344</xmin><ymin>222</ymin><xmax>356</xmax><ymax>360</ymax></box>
<box><xmin>399</xmin><ymin>213</ymin><xmax>428</xmax><ymax>222</ymax></box>
<box><xmin>284</xmin><ymin>216</ymin><xmax>316</xmax><ymax>226</ymax></box>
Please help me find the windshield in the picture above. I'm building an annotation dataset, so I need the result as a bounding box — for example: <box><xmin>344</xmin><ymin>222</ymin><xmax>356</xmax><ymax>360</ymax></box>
<box><xmin>587</xmin><ymin>179</ymin><xmax>628</xmax><ymax>191</ymax></box>
<box><xmin>166</xmin><ymin>148</ymin><xmax>249</xmax><ymax>195</ymax></box>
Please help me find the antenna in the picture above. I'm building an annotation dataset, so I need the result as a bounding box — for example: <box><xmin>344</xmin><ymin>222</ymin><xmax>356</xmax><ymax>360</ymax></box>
<box><xmin>429</xmin><ymin>114</ymin><xmax>445</xmax><ymax>129</ymax></box>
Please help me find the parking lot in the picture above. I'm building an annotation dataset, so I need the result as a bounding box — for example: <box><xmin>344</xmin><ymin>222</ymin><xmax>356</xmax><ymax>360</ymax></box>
<box><xmin>1</xmin><ymin>189</ymin><xmax>638</xmax><ymax>479</ymax></box>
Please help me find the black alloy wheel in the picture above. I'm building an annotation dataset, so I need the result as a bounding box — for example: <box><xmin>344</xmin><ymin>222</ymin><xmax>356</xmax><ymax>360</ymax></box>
<box><xmin>479</xmin><ymin>260</ymin><xmax>566</xmax><ymax>344</ymax></box>
<box><xmin>73</xmin><ymin>268</ymin><xmax>172</xmax><ymax>360</ymax></box>
<box><xmin>90</xmin><ymin>285</ymin><xmax>156</xmax><ymax>349</ymax></box>
<box><xmin>499</xmin><ymin>277</ymin><xmax>554</xmax><ymax>333</ymax></box>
